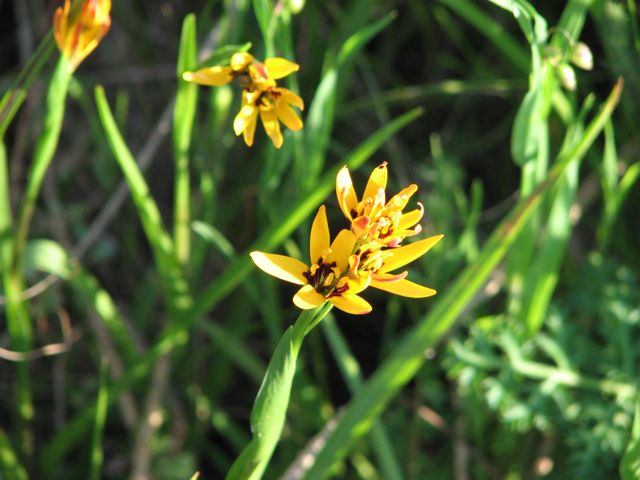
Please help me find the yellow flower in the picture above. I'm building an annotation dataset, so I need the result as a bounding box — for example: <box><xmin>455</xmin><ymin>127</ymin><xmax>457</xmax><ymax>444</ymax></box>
<box><xmin>233</xmin><ymin>87</ymin><xmax>304</xmax><ymax>148</ymax></box>
<box><xmin>251</xmin><ymin>206</ymin><xmax>372</xmax><ymax>314</ymax></box>
<box><xmin>54</xmin><ymin>0</ymin><xmax>111</xmax><ymax>71</ymax></box>
<box><xmin>183</xmin><ymin>53</ymin><xmax>299</xmax><ymax>91</ymax></box>
<box><xmin>336</xmin><ymin>162</ymin><xmax>424</xmax><ymax>247</ymax></box>
<box><xmin>251</xmin><ymin>206</ymin><xmax>444</xmax><ymax>314</ymax></box>
<box><xmin>183</xmin><ymin>51</ymin><xmax>303</xmax><ymax>148</ymax></box>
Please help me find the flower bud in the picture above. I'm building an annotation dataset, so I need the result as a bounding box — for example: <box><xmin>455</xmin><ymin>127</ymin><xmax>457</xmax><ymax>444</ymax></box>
<box><xmin>557</xmin><ymin>63</ymin><xmax>577</xmax><ymax>91</ymax></box>
<box><xmin>570</xmin><ymin>41</ymin><xmax>593</xmax><ymax>71</ymax></box>
<box><xmin>54</xmin><ymin>0</ymin><xmax>111</xmax><ymax>71</ymax></box>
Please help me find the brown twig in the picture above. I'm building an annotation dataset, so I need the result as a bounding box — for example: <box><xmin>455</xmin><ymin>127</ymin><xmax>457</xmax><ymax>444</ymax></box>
<box><xmin>0</xmin><ymin>308</ymin><xmax>77</xmax><ymax>361</ymax></box>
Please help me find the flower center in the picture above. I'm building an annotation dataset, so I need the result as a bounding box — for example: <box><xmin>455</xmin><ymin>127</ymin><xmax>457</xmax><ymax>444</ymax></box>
<box><xmin>303</xmin><ymin>259</ymin><xmax>341</xmax><ymax>296</ymax></box>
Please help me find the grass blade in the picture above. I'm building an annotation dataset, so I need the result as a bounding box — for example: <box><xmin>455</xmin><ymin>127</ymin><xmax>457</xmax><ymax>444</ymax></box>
<box><xmin>173</xmin><ymin>14</ymin><xmax>199</xmax><ymax>266</ymax></box>
<box><xmin>89</xmin><ymin>358</ymin><xmax>109</xmax><ymax>480</ymax></box>
<box><xmin>0</xmin><ymin>428</ymin><xmax>28</xmax><ymax>480</ymax></box>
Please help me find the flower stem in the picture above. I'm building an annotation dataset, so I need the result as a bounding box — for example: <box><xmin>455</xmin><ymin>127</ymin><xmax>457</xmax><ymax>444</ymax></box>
<box><xmin>226</xmin><ymin>302</ymin><xmax>333</xmax><ymax>480</ymax></box>
<box><xmin>13</xmin><ymin>56</ymin><xmax>72</xmax><ymax>269</ymax></box>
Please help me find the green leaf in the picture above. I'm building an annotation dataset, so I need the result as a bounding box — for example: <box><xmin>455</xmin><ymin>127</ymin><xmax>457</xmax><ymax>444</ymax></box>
<box><xmin>95</xmin><ymin>86</ymin><xmax>191</xmax><ymax>313</ymax></box>
<box><xmin>511</xmin><ymin>89</ymin><xmax>543</xmax><ymax>166</ymax></box>
<box><xmin>0</xmin><ymin>428</ymin><xmax>28</xmax><ymax>480</ymax></box>
<box><xmin>621</xmin><ymin>397</ymin><xmax>640</xmax><ymax>480</ymax></box>
<box><xmin>89</xmin><ymin>359</ymin><xmax>109</xmax><ymax>480</ymax></box>
<box><xmin>0</xmin><ymin>32</ymin><xmax>55</xmax><ymax>139</ymax></box>
<box><xmin>191</xmin><ymin>221</ymin><xmax>236</xmax><ymax>260</ymax></box>
<box><xmin>226</xmin><ymin>304</ymin><xmax>332</xmax><ymax>480</ymax></box>
<box><xmin>173</xmin><ymin>13</ymin><xmax>199</xmax><ymax>265</ymax></box>
<box><xmin>303</xmin><ymin>12</ymin><xmax>396</xmax><ymax>190</ymax></box>
<box><xmin>193</xmin><ymin>43</ymin><xmax>253</xmax><ymax>70</ymax></box>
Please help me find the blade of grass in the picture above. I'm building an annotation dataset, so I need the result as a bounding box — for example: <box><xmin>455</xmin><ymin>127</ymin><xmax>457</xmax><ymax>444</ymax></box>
<box><xmin>89</xmin><ymin>358</ymin><xmax>109</xmax><ymax>480</ymax></box>
<box><xmin>521</xmin><ymin>97</ymin><xmax>594</xmax><ymax>333</ymax></box>
<box><xmin>439</xmin><ymin>0</ymin><xmax>530</xmax><ymax>73</ymax></box>
<box><xmin>301</xmin><ymin>12</ymin><xmax>397</xmax><ymax>192</ymax></box>
<box><xmin>621</xmin><ymin>396</ymin><xmax>640</xmax><ymax>480</ymax></box>
<box><xmin>94</xmin><ymin>86</ymin><xmax>192</xmax><ymax>313</ymax></box>
<box><xmin>340</xmin><ymin>78</ymin><xmax>521</xmax><ymax>116</ymax></box>
<box><xmin>173</xmin><ymin>14</ymin><xmax>199</xmax><ymax>267</ymax></box>
<box><xmin>0</xmin><ymin>142</ymin><xmax>33</xmax><ymax>458</ymax></box>
<box><xmin>0</xmin><ymin>428</ymin><xmax>28</xmax><ymax>480</ymax></box>
<box><xmin>301</xmin><ymin>80</ymin><xmax>623</xmax><ymax>479</ymax></box>
<box><xmin>0</xmin><ymin>31</ymin><xmax>55</xmax><ymax>139</ymax></box>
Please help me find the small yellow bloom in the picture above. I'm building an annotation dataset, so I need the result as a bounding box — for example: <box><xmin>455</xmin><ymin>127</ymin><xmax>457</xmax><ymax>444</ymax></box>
<box><xmin>54</xmin><ymin>0</ymin><xmax>111</xmax><ymax>71</ymax></box>
<box><xmin>336</xmin><ymin>162</ymin><xmax>424</xmax><ymax>247</ymax></box>
<box><xmin>233</xmin><ymin>87</ymin><xmax>304</xmax><ymax>148</ymax></box>
<box><xmin>251</xmin><ymin>206</ymin><xmax>372</xmax><ymax>314</ymax></box>
<box><xmin>183</xmin><ymin>53</ymin><xmax>299</xmax><ymax>91</ymax></box>
<box><xmin>183</xmin><ymin>51</ymin><xmax>303</xmax><ymax>148</ymax></box>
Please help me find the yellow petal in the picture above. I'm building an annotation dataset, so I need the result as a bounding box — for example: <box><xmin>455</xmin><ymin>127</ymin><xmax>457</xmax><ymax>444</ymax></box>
<box><xmin>53</xmin><ymin>4</ymin><xmax>68</xmax><ymax>52</ymax></box>
<box><xmin>363</xmin><ymin>162</ymin><xmax>388</xmax><ymax>201</ymax></box>
<box><xmin>336</xmin><ymin>166</ymin><xmax>358</xmax><ymax>221</ymax></box>
<box><xmin>397</xmin><ymin>205</ymin><xmax>424</xmax><ymax>231</ymax></box>
<box><xmin>275</xmin><ymin>103</ymin><xmax>303</xmax><ymax>131</ymax></box>
<box><xmin>260</xmin><ymin>109</ymin><xmax>283</xmax><ymax>148</ymax></box>
<box><xmin>379</xmin><ymin>234</ymin><xmax>444</xmax><ymax>273</ymax></box>
<box><xmin>230</xmin><ymin>52</ymin><xmax>254</xmax><ymax>71</ymax></box>
<box><xmin>344</xmin><ymin>271</ymin><xmax>372</xmax><ymax>295</ymax></box>
<box><xmin>328</xmin><ymin>294</ymin><xmax>372</xmax><ymax>315</ymax></box>
<box><xmin>293</xmin><ymin>285</ymin><xmax>326</xmax><ymax>309</ymax></box>
<box><xmin>370</xmin><ymin>278</ymin><xmax>436</xmax><ymax>298</ymax></box>
<box><xmin>233</xmin><ymin>104</ymin><xmax>258</xmax><ymax>136</ymax></box>
<box><xmin>371</xmin><ymin>271</ymin><xmax>408</xmax><ymax>283</ymax></box>
<box><xmin>250</xmin><ymin>252</ymin><xmax>308</xmax><ymax>285</ymax></box>
<box><xmin>243</xmin><ymin>113</ymin><xmax>257</xmax><ymax>146</ymax></box>
<box><xmin>265</xmin><ymin>57</ymin><xmax>300</xmax><ymax>79</ymax></box>
<box><xmin>276</xmin><ymin>88</ymin><xmax>304</xmax><ymax>110</ymax></box>
<box><xmin>183</xmin><ymin>66</ymin><xmax>234</xmax><ymax>86</ymax></box>
<box><xmin>249</xmin><ymin>63</ymin><xmax>275</xmax><ymax>88</ymax></box>
<box><xmin>310</xmin><ymin>206</ymin><xmax>330</xmax><ymax>264</ymax></box>
<box><xmin>327</xmin><ymin>229</ymin><xmax>356</xmax><ymax>272</ymax></box>
<box><xmin>387</xmin><ymin>184</ymin><xmax>418</xmax><ymax>211</ymax></box>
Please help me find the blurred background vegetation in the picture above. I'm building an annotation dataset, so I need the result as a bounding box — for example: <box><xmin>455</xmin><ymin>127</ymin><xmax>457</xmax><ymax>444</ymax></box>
<box><xmin>1</xmin><ymin>0</ymin><xmax>639</xmax><ymax>478</ymax></box>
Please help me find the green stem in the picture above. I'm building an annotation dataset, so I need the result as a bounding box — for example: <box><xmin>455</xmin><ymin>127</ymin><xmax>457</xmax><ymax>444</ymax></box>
<box><xmin>0</xmin><ymin>143</ymin><xmax>33</xmax><ymax>459</ymax></box>
<box><xmin>13</xmin><ymin>57</ymin><xmax>72</xmax><ymax>269</ymax></box>
<box><xmin>4</xmin><ymin>58</ymin><xmax>72</xmax><ymax>459</ymax></box>
<box><xmin>226</xmin><ymin>303</ymin><xmax>333</xmax><ymax>480</ymax></box>
<box><xmin>452</xmin><ymin>338</ymin><xmax>635</xmax><ymax>398</ymax></box>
